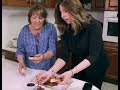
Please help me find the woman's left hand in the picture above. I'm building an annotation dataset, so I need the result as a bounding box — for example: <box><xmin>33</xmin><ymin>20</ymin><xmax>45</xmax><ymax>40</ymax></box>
<box><xmin>57</xmin><ymin>70</ymin><xmax>73</xmax><ymax>84</ymax></box>
<box><xmin>30</xmin><ymin>54</ymin><xmax>44</xmax><ymax>63</ymax></box>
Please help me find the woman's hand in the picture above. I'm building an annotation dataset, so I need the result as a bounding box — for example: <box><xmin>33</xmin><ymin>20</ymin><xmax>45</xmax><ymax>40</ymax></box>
<box><xmin>29</xmin><ymin>54</ymin><xmax>44</xmax><ymax>63</ymax></box>
<box><xmin>18</xmin><ymin>62</ymin><xmax>26</xmax><ymax>76</ymax></box>
<box><xmin>57</xmin><ymin>70</ymin><xmax>73</xmax><ymax>84</ymax></box>
<box><xmin>36</xmin><ymin>71</ymin><xmax>53</xmax><ymax>85</ymax></box>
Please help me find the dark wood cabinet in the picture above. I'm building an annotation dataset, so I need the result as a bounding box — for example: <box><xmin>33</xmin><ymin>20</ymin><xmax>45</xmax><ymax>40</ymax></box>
<box><xmin>2</xmin><ymin>0</ymin><xmax>31</xmax><ymax>7</ymax></box>
<box><xmin>105</xmin><ymin>0</ymin><xmax>118</xmax><ymax>10</ymax></box>
<box><xmin>91</xmin><ymin>0</ymin><xmax>118</xmax><ymax>10</ymax></box>
<box><xmin>3</xmin><ymin>49</ymin><xmax>17</xmax><ymax>62</ymax></box>
<box><xmin>44</xmin><ymin>0</ymin><xmax>56</xmax><ymax>8</ymax></box>
<box><xmin>91</xmin><ymin>0</ymin><xmax>105</xmax><ymax>10</ymax></box>
<box><xmin>2</xmin><ymin>0</ymin><xmax>56</xmax><ymax>8</ymax></box>
<box><xmin>81</xmin><ymin>0</ymin><xmax>118</xmax><ymax>11</ymax></box>
<box><xmin>104</xmin><ymin>41</ymin><xmax>118</xmax><ymax>84</ymax></box>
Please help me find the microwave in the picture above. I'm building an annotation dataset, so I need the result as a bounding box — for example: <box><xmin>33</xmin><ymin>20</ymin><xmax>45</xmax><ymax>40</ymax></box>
<box><xmin>102</xmin><ymin>11</ymin><xmax>118</xmax><ymax>43</ymax></box>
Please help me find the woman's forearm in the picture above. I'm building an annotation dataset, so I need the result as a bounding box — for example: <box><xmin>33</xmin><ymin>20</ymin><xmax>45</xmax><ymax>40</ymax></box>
<box><xmin>48</xmin><ymin>58</ymin><xmax>66</xmax><ymax>73</ymax></box>
<box><xmin>71</xmin><ymin>59</ymin><xmax>91</xmax><ymax>75</ymax></box>
<box><xmin>17</xmin><ymin>55</ymin><xmax>24</xmax><ymax>63</ymax></box>
<box><xmin>43</xmin><ymin>51</ymin><xmax>54</xmax><ymax>60</ymax></box>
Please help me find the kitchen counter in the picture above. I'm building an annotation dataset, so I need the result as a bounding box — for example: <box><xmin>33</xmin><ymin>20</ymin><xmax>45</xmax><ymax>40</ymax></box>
<box><xmin>2</xmin><ymin>58</ymin><xmax>99</xmax><ymax>90</ymax></box>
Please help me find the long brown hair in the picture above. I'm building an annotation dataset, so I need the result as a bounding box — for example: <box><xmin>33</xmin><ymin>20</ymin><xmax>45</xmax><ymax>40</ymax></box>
<box><xmin>54</xmin><ymin>0</ymin><xmax>93</xmax><ymax>35</ymax></box>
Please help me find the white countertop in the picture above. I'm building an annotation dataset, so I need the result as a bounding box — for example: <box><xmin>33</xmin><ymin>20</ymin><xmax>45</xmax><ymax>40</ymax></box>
<box><xmin>2</xmin><ymin>58</ymin><xmax>99</xmax><ymax>90</ymax></box>
<box><xmin>3</xmin><ymin>47</ymin><xmax>16</xmax><ymax>52</ymax></box>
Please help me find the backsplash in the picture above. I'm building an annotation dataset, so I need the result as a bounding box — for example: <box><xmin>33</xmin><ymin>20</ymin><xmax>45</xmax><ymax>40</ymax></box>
<box><xmin>2</xmin><ymin>6</ymin><xmax>104</xmax><ymax>49</ymax></box>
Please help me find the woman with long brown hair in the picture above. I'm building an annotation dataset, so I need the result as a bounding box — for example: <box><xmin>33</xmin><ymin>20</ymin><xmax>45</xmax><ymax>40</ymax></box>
<box><xmin>36</xmin><ymin>0</ymin><xmax>109</xmax><ymax>89</ymax></box>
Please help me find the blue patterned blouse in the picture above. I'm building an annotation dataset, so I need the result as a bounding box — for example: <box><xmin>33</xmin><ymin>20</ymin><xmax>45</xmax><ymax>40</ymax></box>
<box><xmin>16</xmin><ymin>22</ymin><xmax>57</xmax><ymax>70</ymax></box>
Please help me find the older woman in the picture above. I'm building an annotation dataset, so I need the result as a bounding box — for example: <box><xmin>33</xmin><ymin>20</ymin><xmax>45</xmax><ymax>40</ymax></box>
<box><xmin>16</xmin><ymin>5</ymin><xmax>57</xmax><ymax>75</ymax></box>
<box><xmin>36</xmin><ymin>0</ymin><xmax>109</xmax><ymax>89</ymax></box>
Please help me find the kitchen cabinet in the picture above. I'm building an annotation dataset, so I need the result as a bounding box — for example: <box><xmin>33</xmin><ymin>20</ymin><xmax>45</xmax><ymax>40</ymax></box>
<box><xmin>104</xmin><ymin>41</ymin><xmax>118</xmax><ymax>84</ymax></box>
<box><xmin>91</xmin><ymin>0</ymin><xmax>105</xmax><ymax>10</ymax></box>
<box><xmin>81</xmin><ymin>0</ymin><xmax>118</xmax><ymax>11</ymax></box>
<box><xmin>3</xmin><ymin>49</ymin><xmax>17</xmax><ymax>62</ymax></box>
<box><xmin>2</xmin><ymin>0</ymin><xmax>35</xmax><ymax>7</ymax></box>
<box><xmin>44</xmin><ymin>0</ymin><xmax>56</xmax><ymax>8</ymax></box>
<box><xmin>105</xmin><ymin>0</ymin><xmax>118</xmax><ymax>10</ymax></box>
<box><xmin>80</xmin><ymin>0</ymin><xmax>105</xmax><ymax>10</ymax></box>
<box><xmin>91</xmin><ymin>0</ymin><xmax>118</xmax><ymax>10</ymax></box>
<box><xmin>2</xmin><ymin>0</ymin><xmax>56</xmax><ymax>8</ymax></box>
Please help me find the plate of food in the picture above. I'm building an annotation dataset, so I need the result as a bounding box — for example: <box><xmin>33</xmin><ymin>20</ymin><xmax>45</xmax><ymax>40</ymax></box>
<box><xmin>31</xmin><ymin>75</ymin><xmax>73</xmax><ymax>90</ymax></box>
<box><xmin>24</xmin><ymin>69</ymin><xmax>73</xmax><ymax>90</ymax></box>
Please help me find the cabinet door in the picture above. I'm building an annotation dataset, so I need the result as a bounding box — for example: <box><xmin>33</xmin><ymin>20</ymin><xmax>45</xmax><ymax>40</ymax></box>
<box><xmin>29</xmin><ymin>1</ymin><xmax>46</xmax><ymax>7</ymax></box>
<box><xmin>91</xmin><ymin>0</ymin><xmax>105</xmax><ymax>10</ymax></box>
<box><xmin>106</xmin><ymin>49</ymin><xmax>118</xmax><ymax>81</ymax></box>
<box><xmin>2</xmin><ymin>0</ymin><xmax>31</xmax><ymax>7</ymax></box>
<box><xmin>3</xmin><ymin>49</ymin><xmax>18</xmax><ymax>62</ymax></box>
<box><xmin>104</xmin><ymin>42</ymin><xmax>118</xmax><ymax>84</ymax></box>
<box><xmin>44</xmin><ymin>0</ymin><xmax>56</xmax><ymax>8</ymax></box>
<box><xmin>105</xmin><ymin>0</ymin><xmax>118</xmax><ymax>10</ymax></box>
<box><xmin>2</xmin><ymin>0</ymin><xmax>56</xmax><ymax>8</ymax></box>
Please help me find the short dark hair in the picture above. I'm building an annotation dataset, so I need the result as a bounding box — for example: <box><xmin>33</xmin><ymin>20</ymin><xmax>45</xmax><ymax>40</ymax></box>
<box><xmin>28</xmin><ymin>5</ymin><xmax>48</xmax><ymax>25</ymax></box>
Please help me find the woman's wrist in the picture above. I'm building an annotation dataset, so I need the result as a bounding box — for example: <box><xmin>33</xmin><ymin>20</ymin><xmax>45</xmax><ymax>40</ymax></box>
<box><xmin>70</xmin><ymin>68</ymin><xmax>78</xmax><ymax>77</ymax></box>
<box><xmin>42</xmin><ymin>54</ymin><xmax>45</xmax><ymax>60</ymax></box>
<box><xmin>18</xmin><ymin>59</ymin><xmax>24</xmax><ymax>64</ymax></box>
<box><xmin>48</xmin><ymin>70</ymin><xmax>56</xmax><ymax>77</ymax></box>
<box><xmin>17</xmin><ymin>55</ymin><xmax>24</xmax><ymax>63</ymax></box>
<box><xmin>70</xmin><ymin>69</ymin><xmax>74</xmax><ymax>77</ymax></box>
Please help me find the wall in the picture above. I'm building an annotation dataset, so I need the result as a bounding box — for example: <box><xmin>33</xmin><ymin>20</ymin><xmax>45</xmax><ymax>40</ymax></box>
<box><xmin>2</xmin><ymin>6</ymin><xmax>104</xmax><ymax>49</ymax></box>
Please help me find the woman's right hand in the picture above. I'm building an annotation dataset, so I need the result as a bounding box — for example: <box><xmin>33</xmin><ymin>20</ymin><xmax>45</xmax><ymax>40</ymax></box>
<box><xmin>18</xmin><ymin>62</ymin><xmax>26</xmax><ymax>76</ymax></box>
<box><xmin>36</xmin><ymin>71</ymin><xmax>53</xmax><ymax>85</ymax></box>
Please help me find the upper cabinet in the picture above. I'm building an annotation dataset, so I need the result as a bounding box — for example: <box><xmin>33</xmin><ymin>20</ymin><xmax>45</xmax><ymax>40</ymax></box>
<box><xmin>105</xmin><ymin>0</ymin><xmax>118</xmax><ymax>10</ymax></box>
<box><xmin>45</xmin><ymin>0</ymin><xmax>56</xmax><ymax>8</ymax></box>
<box><xmin>81</xmin><ymin>0</ymin><xmax>118</xmax><ymax>11</ymax></box>
<box><xmin>91</xmin><ymin>0</ymin><xmax>105</xmax><ymax>10</ymax></box>
<box><xmin>3</xmin><ymin>0</ymin><xmax>32</xmax><ymax>7</ymax></box>
<box><xmin>2</xmin><ymin>0</ymin><xmax>57</xmax><ymax>8</ymax></box>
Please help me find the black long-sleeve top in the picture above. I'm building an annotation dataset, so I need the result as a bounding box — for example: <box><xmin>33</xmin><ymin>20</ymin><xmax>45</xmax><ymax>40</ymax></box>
<box><xmin>59</xmin><ymin>19</ymin><xmax>109</xmax><ymax>73</ymax></box>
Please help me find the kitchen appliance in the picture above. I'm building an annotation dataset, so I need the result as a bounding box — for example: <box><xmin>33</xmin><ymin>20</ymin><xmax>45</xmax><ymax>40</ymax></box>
<box><xmin>102</xmin><ymin>11</ymin><xmax>118</xmax><ymax>43</ymax></box>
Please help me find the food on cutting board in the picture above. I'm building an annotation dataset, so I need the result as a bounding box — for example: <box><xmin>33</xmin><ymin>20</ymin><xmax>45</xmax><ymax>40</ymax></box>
<box><xmin>37</xmin><ymin>86</ymin><xmax>45</xmax><ymax>90</ymax></box>
<box><xmin>44</xmin><ymin>76</ymin><xmax>63</xmax><ymax>86</ymax></box>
